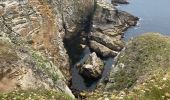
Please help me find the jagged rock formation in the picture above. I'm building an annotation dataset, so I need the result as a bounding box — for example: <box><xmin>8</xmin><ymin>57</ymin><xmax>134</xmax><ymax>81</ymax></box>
<box><xmin>0</xmin><ymin>0</ymin><xmax>139</xmax><ymax>99</ymax></box>
<box><xmin>0</xmin><ymin>0</ymin><xmax>95</xmax><ymax>98</ymax></box>
<box><xmin>0</xmin><ymin>0</ymin><xmax>95</xmax><ymax>81</ymax></box>
<box><xmin>0</xmin><ymin>0</ymin><xmax>69</xmax><ymax>82</ymax></box>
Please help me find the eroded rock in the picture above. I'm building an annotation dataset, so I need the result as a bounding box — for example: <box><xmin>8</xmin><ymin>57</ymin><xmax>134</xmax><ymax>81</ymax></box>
<box><xmin>89</xmin><ymin>40</ymin><xmax>118</xmax><ymax>57</ymax></box>
<box><xmin>89</xmin><ymin>32</ymin><xmax>124</xmax><ymax>51</ymax></box>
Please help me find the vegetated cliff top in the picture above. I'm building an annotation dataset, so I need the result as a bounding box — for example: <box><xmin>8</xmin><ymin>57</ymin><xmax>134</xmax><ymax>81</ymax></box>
<box><xmin>105</xmin><ymin>33</ymin><xmax>170</xmax><ymax>99</ymax></box>
<box><xmin>80</xmin><ymin>33</ymin><xmax>170</xmax><ymax>100</ymax></box>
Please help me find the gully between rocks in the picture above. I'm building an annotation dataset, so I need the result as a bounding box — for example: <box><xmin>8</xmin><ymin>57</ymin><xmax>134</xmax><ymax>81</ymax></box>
<box><xmin>65</xmin><ymin>0</ymin><xmax>170</xmax><ymax>98</ymax></box>
<box><xmin>63</xmin><ymin>0</ymin><xmax>139</xmax><ymax>95</ymax></box>
<box><xmin>64</xmin><ymin>35</ymin><xmax>115</xmax><ymax>92</ymax></box>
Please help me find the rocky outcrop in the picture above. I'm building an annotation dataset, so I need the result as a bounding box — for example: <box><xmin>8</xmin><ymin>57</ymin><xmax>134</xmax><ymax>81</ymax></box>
<box><xmin>0</xmin><ymin>0</ymin><xmax>139</xmax><ymax>99</ymax></box>
<box><xmin>87</xmin><ymin>0</ymin><xmax>138</xmax><ymax>58</ymax></box>
<box><xmin>0</xmin><ymin>0</ymin><xmax>71</xmax><ymax>82</ymax></box>
<box><xmin>0</xmin><ymin>0</ymin><xmax>95</xmax><ymax>82</ymax></box>
<box><xmin>77</xmin><ymin>52</ymin><xmax>104</xmax><ymax>79</ymax></box>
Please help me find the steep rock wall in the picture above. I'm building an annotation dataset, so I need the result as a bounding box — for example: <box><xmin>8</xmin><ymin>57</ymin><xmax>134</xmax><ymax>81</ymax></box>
<box><xmin>0</xmin><ymin>0</ymin><xmax>95</xmax><ymax>82</ymax></box>
<box><xmin>0</xmin><ymin>0</ymin><xmax>95</xmax><ymax>98</ymax></box>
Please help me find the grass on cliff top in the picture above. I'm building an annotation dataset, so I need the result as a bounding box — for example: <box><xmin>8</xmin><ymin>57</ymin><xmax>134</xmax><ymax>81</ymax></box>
<box><xmin>88</xmin><ymin>69</ymin><xmax>170</xmax><ymax>100</ymax></box>
<box><xmin>87</xmin><ymin>33</ymin><xmax>170</xmax><ymax>100</ymax></box>
<box><xmin>0</xmin><ymin>89</ymin><xmax>74</xmax><ymax>100</ymax></box>
<box><xmin>91</xmin><ymin>69</ymin><xmax>170</xmax><ymax>100</ymax></box>
<box><xmin>124</xmin><ymin>68</ymin><xmax>170</xmax><ymax>100</ymax></box>
<box><xmin>108</xmin><ymin>33</ymin><xmax>170</xmax><ymax>90</ymax></box>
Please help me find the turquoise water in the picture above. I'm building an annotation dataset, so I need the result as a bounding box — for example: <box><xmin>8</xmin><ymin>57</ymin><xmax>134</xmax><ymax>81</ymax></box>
<box><xmin>118</xmin><ymin>0</ymin><xmax>170</xmax><ymax>40</ymax></box>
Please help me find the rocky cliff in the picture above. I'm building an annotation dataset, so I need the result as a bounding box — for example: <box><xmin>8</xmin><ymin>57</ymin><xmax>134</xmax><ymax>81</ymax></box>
<box><xmin>0</xmin><ymin>0</ymin><xmax>139</xmax><ymax>99</ymax></box>
<box><xmin>0</xmin><ymin>0</ymin><xmax>95</xmax><ymax>98</ymax></box>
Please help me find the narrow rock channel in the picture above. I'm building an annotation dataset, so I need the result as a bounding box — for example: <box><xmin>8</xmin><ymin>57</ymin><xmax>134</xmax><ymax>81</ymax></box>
<box><xmin>63</xmin><ymin>0</ymin><xmax>139</xmax><ymax>97</ymax></box>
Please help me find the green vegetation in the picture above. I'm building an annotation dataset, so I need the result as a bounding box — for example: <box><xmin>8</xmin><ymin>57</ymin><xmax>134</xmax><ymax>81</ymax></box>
<box><xmin>0</xmin><ymin>39</ymin><xmax>19</xmax><ymax>62</ymax></box>
<box><xmin>31</xmin><ymin>51</ymin><xmax>59</xmax><ymax>82</ymax></box>
<box><xmin>0</xmin><ymin>89</ymin><xmax>74</xmax><ymax>100</ymax></box>
<box><xmin>124</xmin><ymin>69</ymin><xmax>170</xmax><ymax>100</ymax></box>
<box><xmin>107</xmin><ymin>33</ymin><xmax>170</xmax><ymax>90</ymax></box>
<box><xmin>83</xmin><ymin>33</ymin><xmax>170</xmax><ymax>100</ymax></box>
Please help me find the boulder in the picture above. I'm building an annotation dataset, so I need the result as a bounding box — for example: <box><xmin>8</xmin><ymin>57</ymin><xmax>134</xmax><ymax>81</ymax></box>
<box><xmin>77</xmin><ymin>52</ymin><xmax>104</xmax><ymax>79</ymax></box>
<box><xmin>89</xmin><ymin>40</ymin><xmax>118</xmax><ymax>57</ymax></box>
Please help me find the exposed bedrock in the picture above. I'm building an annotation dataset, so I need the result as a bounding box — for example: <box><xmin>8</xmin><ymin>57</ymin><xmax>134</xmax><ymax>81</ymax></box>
<box><xmin>89</xmin><ymin>40</ymin><xmax>118</xmax><ymax>58</ymax></box>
